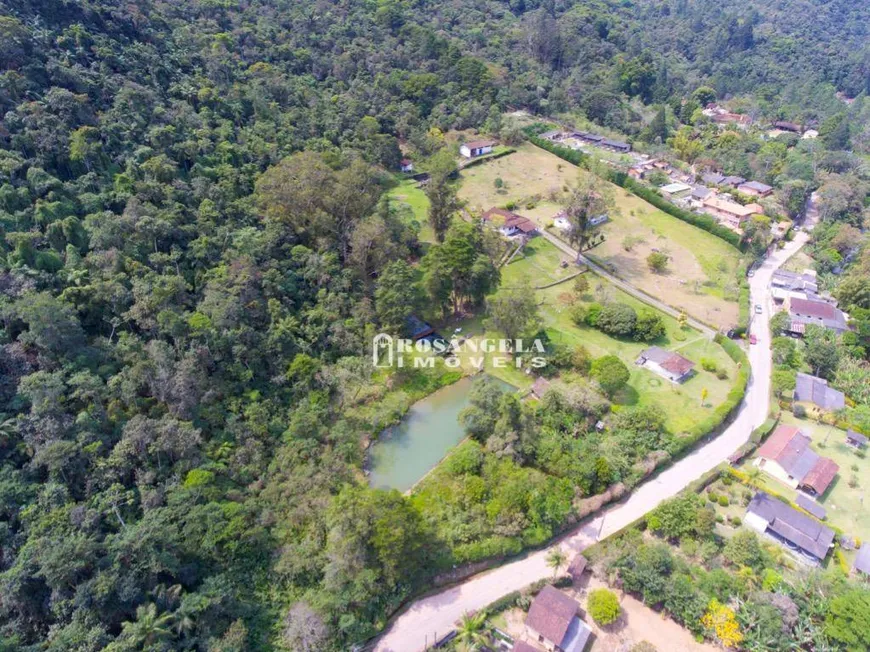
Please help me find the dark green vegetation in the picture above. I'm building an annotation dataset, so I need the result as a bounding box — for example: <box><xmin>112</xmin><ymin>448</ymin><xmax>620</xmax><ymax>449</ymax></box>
<box><xmin>1</xmin><ymin>0</ymin><xmax>870</xmax><ymax>649</ymax></box>
<box><xmin>590</xmin><ymin>488</ymin><xmax>870</xmax><ymax>651</ymax></box>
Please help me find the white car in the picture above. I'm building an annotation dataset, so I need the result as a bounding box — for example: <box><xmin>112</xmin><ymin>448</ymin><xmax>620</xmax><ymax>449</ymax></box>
<box><xmin>755</xmin><ymin>304</ymin><xmax>763</xmax><ymax>314</ymax></box>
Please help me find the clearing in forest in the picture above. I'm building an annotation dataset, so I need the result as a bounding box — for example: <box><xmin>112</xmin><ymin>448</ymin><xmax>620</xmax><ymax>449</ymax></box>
<box><xmin>458</xmin><ymin>143</ymin><xmax>742</xmax><ymax>330</ymax></box>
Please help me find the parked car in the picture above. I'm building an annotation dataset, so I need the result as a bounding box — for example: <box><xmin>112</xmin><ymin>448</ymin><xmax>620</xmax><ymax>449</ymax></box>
<box><xmin>755</xmin><ymin>304</ymin><xmax>763</xmax><ymax>314</ymax></box>
<box><xmin>750</xmin><ymin>334</ymin><xmax>757</xmax><ymax>345</ymax></box>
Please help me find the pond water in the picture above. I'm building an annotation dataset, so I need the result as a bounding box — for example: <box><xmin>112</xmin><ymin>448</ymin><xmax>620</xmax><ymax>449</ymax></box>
<box><xmin>368</xmin><ymin>375</ymin><xmax>515</xmax><ymax>492</ymax></box>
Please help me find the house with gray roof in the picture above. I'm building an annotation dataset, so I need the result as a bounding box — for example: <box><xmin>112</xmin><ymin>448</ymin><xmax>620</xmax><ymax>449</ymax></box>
<box><xmin>771</xmin><ymin>269</ymin><xmax>819</xmax><ymax>303</ymax></box>
<box><xmin>738</xmin><ymin>180</ymin><xmax>774</xmax><ymax>197</ymax></box>
<box><xmin>794</xmin><ymin>373</ymin><xmax>845</xmax><ymax>412</ymax></box>
<box><xmin>745</xmin><ymin>492</ymin><xmax>835</xmax><ymax>564</ymax></box>
<box><xmin>702</xmin><ymin>172</ymin><xmax>726</xmax><ymax>185</ymax></box>
<box><xmin>854</xmin><ymin>543</ymin><xmax>870</xmax><ymax>576</ymax></box>
<box><xmin>787</xmin><ymin>297</ymin><xmax>849</xmax><ymax>335</ymax></box>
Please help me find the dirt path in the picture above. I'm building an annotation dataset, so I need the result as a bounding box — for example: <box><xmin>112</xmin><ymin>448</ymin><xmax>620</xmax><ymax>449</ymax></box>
<box><xmin>540</xmin><ymin>230</ymin><xmax>716</xmax><ymax>337</ymax></box>
<box><xmin>373</xmin><ymin>234</ymin><xmax>808</xmax><ymax>652</ymax></box>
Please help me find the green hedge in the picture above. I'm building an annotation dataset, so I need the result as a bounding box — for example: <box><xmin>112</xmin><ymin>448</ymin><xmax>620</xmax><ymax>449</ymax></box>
<box><xmin>667</xmin><ymin>334</ymin><xmax>749</xmax><ymax>456</ymax></box>
<box><xmin>617</xmin><ymin>176</ymin><xmax>744</xmax><ymax>250</ymax></box>
<box><xmin>526</xmin><ymin>133</ymin><xmax>588</xmax><ymax>167</ymax></box>
<box><xmin>460</xmin><ymin>147</ymin><xmax>516</xmax><ymax>169</ymax></box>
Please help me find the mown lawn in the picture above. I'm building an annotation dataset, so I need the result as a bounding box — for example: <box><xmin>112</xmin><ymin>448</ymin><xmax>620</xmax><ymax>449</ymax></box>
<box><xmin>387</xmin><ymin>178</ymin><xmax>436</xmax><ymax>243</ymax></box>
<box><xmin>740</xmin><ymin>412</ymin><xmax>870</xmax><ymax>545</ymax></box>
<box><xmin>437</xmin><ymin>238</ymin><xmax>737</xmax><ymax>432</ymax></box>
<box><xmin>456</xmin><ymin>142</ymin><xmax>743</xmax><ymax>330</ymax></box>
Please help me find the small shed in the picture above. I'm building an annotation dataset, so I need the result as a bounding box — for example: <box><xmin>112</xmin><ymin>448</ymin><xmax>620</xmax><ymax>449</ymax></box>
<box><xmin>530</xmin><ymin>376</ymin><xmax>552</xmax><ymax>400</ymax></box>
<box><xmin>567</xmin><ymin>554</ymin><xmax>588</xmax><ymax>583</ymax></box>
<box><xmin>846</xmin><ymin>430</ymin><xmax>868</xmax><ymax>449</ymax></box>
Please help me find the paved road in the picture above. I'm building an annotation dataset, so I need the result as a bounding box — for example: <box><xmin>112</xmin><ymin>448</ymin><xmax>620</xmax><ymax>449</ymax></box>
<box><xmin>374</xmin><ymin>233</ymin><xmax>809</xmax><ymax>652</ymax></box>
<box><xmin>540</xmin><ymin>230</ymin><xmax>716</xmax><ymax>337</ymax></box>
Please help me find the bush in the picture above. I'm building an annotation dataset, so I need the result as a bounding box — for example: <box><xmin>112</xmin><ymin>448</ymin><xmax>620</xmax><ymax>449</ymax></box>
<box><xmin>793</xmin><ymin>404</ymin><xmax>807</xmax><ymax>418</ymax></box>
<box><xmin>592</xmin><ymin>355</ymin><xmax>630</xmax><ymax>397</ymax></box>
<box><xmin>587</xmin><ymin>588</ymin><xmax>621</xmax><ymax>625</ymax></box>
<box><xmin>647</xmin><ymin>251</ymin><xmax>669</xmax><ymax>273</ymax></box>
<box><xmin>717</xmin><ymin>495</ymin><xmax>729</xmax><ymax>506</ymax></box>
<box><xmin>596</xmin><ymin>302</ymin><xmax>638</xmax><ymax>336</ymax></box>
<box><xmin>585</xmin><ymin>302</ymin><xmax>603</xmax><ymax>326</ymax></box>
<box><xmin>700</xmin><ymin>358</ymin><xmax>718</xmax><ymax>372</ymax></box>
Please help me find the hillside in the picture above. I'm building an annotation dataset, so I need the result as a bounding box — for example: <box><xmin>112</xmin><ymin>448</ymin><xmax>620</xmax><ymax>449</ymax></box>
<box><xmin>1</xmin><ymin>0</ymin><xmax>870</xmax><ymax>650</ymax></box>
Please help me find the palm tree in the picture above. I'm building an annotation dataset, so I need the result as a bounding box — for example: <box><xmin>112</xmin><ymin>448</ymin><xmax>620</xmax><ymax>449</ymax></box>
<box><xmin>454</xmin><ymin>610</ymin><xmax>491</xmax><ymax>651</ymax></box>
<box><xmin>120</xmin><ymin>603</ymin><xmax>174</xmax><ymax>648</ymax></box>
<box><xmin>546</xmin><ymin>547</ymin><xmax>568</xmax><ymax>579</ymax></box>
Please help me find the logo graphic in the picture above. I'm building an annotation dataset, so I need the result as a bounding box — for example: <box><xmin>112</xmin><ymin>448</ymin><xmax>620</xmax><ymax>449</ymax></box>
<box><xmin>373</xmin><ymin>333</ymin><xmax>395</xmax><ymax>368</ymax></box>
<box><xmin>371</xmin><ymin>333</ymin><xmax>547</xmax><ymax>370</ymax></box>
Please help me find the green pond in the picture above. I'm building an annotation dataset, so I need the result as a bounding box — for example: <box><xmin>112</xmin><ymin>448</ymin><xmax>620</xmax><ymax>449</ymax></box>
<box><xmin>368</xmin><ymin>376</ymin><xmax>515</xmax><ymax>492</ymax></box>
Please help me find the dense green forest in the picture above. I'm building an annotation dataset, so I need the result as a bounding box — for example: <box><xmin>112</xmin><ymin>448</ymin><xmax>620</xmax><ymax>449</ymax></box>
<box><xmin>1</xmin><ymin>0</ymin><xmax>870</xmax><ymax>649</ymax></box>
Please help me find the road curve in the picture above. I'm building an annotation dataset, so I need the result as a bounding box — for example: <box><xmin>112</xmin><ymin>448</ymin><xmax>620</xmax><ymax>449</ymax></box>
<box><xmin>373</xmin><ymin>233</ymin><xmax>808</xmax><ymax>652</ymax></box>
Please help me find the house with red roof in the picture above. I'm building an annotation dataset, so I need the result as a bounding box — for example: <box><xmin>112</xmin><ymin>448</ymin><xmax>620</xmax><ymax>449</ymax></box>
<box><xmin>635</xmin><ymin>346</ymin><xmax>695</xmax><ymax>383</ymax></box>
<box><xmin>755</xmin><ymin>425</ymin><xmax>839</xmax><ymax>496</ymax></box>
<box><xmin>460</xmin><ymin>139</ymin><xmax>496</xmax><ymax>158</ymax></box>
<box><xmin>482</xmin><ymin>207</ymin><xmax>538</xmax><ymax>239</ymax></box>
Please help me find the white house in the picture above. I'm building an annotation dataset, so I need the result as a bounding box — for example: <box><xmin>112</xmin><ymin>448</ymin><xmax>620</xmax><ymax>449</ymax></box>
<box><xmin>400</xmin><ymin>158</ymin><xmax>413</xmax><ymax>172</ymax></box>
<box><xmin>636</xmin><ymin>346</ymin><xmax>695</xmax><ymax>383</ymax></box>
<box><xmin>459</xmin><ymin>140</ymin><xmax>495</xmax><ymax>158</ymax></box>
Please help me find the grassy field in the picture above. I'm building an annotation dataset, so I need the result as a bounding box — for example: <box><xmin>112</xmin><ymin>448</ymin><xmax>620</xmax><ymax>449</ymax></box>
<box><xmin>457</xmin><ymin>143</ymin><xmax>742</xmax><ymax>330</ymax></box>
<box><xmin>738</xmin><ymin>412</ymin><xmax>870</xmax><ymax>545</ymax></box>
<box><xmin>387</xmin><ymin>178</ymin><xmax>436</xmax><ymax>243</ymax></box>
<box><xmin>440</xmin><ymin>239</ymin><xmax>738</xmax><ymax>432</ymax></box>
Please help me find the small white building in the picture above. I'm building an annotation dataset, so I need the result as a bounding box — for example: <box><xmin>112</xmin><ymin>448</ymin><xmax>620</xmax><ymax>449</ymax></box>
<box><xmin>459</xmin><ymin>140</ymin><xmax>495</xmax><ymax>158</ymax></box>
<box><xmin>660</xmin><ymin>182</ymin><xmax>692</xmax><ymax>199</ymax></box>
<box><xmin>400</xmin><ymin>158</ymin><xmax>414</xmax><ymax>173</ymax></box>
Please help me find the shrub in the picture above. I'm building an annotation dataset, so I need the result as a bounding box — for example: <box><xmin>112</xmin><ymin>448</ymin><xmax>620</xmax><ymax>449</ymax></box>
<box><xmin>592</xmin><ymin>355</ymin><xmax>630</xmax><ymax>397</ymax></box>
<box><xmin>700</xmin><ymin>358</ymin><xmax>718</xmax><ymax>372</ymax></box>
<box><xmin>634</xmin><ymin>310</ymin><xmax>665</xmax><ymax>342</ymax></box>
<box><xmin>585</xmin><ymin>302</ymin><xmax>603</xmax><ymax>326</ymax></box>
<box><xmin>717</xmin><ymin>495</ymin><xmax>729</xmax><ymax>506</ymax></box>
<box><xmin>647</xmin><ymin>251</ymin><xmax>669</xmax><ymax>273</ymax></box>
<box><xmin>596</xmin><ymin>302</ymin><xmax>637</xmax><ymax>336</ymax></box>
<box><xmin>587</xmin><ymin>588</ymin><xmax>621</xmax><ymax>625</ymax></box>
<box><xmin>793</xmin><ymin>404</ymin><xmax>807</xmax><ymax>418</ymax></box>
<box><xmin>716</xmin><ymin>368</ymin><xmax>728</xmax><ymax>380</ymax></box>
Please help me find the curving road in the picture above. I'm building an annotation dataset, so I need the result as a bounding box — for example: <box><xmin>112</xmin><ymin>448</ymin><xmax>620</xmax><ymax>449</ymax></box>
<box><xmin>374</xmin><ymin>233</ymin><xmax>808</xmax><ymax>652</ymax></box>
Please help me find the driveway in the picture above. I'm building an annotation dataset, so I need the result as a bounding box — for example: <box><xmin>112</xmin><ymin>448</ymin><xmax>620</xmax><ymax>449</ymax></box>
<box><xmin>373</xmin><ymin>233</ymin><xmax>808</xmax><ymax>652</ymax></box>
<box><xmin>540</xmin><ymin>230</ymin><xmax>716</xmax><ymax>337</ymax></box>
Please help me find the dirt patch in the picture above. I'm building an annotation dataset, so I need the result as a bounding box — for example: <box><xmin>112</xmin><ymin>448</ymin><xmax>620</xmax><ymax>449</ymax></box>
<box><xmin>581</xmin><ymin>576</ymin><xmax>716</xmax><ymax>652</ymax></box>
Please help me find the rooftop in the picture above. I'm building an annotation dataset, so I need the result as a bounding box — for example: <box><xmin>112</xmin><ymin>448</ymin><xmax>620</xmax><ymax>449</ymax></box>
<box><xmin>739</xmin><ymin>180</ymin><xmax>773</xmax><ymax>193</ymax></box>
<box><xmin>638</xmin><ymin>346</ymin><xmax>695</xmax><ymax>377</ymax></box>
<box><xmin>796</xmin><ymin>494</ymin><xmax>827</xmax><ymax>520</ymax></box>
<box><xmin>661</xmin><ymin>182</ymin><xmax>692</xmax><ymax>194</ymax></box>
<box><xmin>463</xmin><ymin>139</ymin><xmax>495</xmax><ymax>149</ymax></box>
<box><xmin>855</xmin><ymin>543</ymin><xmax>870</xmax><ymax>575</ymax></box>
<box><xmin>747</xmin><ymin>492</ymin><xmax>835</xmax><ymax>560</ymax></box>
<box><xmin>702</xmin><ymin>196</ymin><xmax>760</xmax><ymax>218</ymax></box>
<box><xmin>482</xmin><ymin>207</ymin><xmax>537</xmax><ymax>234</ymax></box>
<box><xmin>847</xmin><ymin>430</ymin><xmax>868</xmax><ymax>446</ymax></box>
<box><xmin>794</xmin><ymin>373</ymin><xmax>845</xmax><ymax>411</ymax></box>
<box><xmin>526</xmin><ymin>586</ymin><xmax>578</xmax><ymax>646</ymax></box>
<box><xmin>757</xmin><ymin>425</ymin><xmax>839</xmax><ymax>494</ymax></box>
